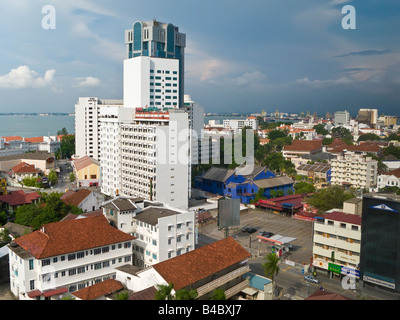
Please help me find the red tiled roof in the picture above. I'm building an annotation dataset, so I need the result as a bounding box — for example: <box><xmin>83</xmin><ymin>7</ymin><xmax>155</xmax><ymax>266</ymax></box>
<box><xmin>380</xmin><ymin>168</ymin><xmax>400</xmax><ymax>178</ymax></box>
<box><xmin>72</xmin><ymin>279</ymin><xmax>124</xmax><ymax>300</ymax></box>
<box><xmin>152</xmin><ymin>237</ymin><xmax>250</xmax><ymax>290</ymax></box>
<box><xmin>128</xmin><ymin>286</ymin><xmax>157</xmax><ymax>300</ymax></box>
<box><xmin>74</xmin><ymin>155</ymin><xmax>100</xmax><ymax>171</ymax></box>
<box><xmin>14</xmin><ymin>215</ymin><xmax>135</xmax><ymax>259</ymax></box>
<box><xmin>25</xmin><ymin>137</ymin><xmax>44</xmax><ymax>143</ymax></box>
<box><xmin>2</xmin><ymin>136</ymin><xmax>23</xmax><ymax>142</ymax></box>
<box><xmin>0</xmin><ymin>190</ymin><xmax>41</xmax><ymax>206</ymax></box>
<box><xmin>283</xmin><ymin>140</ymin><xmax>322</xmax><ymax>152</ymax></box>
<box><xmin>323</xmin><ymin>211</ymin><xmax>362</xmax><ymax>225</ymax></box>
<box><xmin>61</xmin><ymin>189</ymin><xmax>92</xmax><ymax>207</ymax></box>
<box><xmin>12</xmin><ymin>162</ymin><xmax>38</xmax><ymax>174</ymax></box>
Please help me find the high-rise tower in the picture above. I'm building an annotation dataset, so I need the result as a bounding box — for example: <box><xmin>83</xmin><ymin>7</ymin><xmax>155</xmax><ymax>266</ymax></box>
<box><xmin>124</xmin><ymin>20</ymin><xmax>186</xmax><ymax>109</ymax></box>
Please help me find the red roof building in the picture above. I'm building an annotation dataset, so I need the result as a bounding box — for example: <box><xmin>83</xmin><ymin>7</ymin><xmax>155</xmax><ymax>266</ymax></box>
<box><xmin>0</xmin><ymin>190</ymin><xmax>41</xmax><ymax>212</ymax></box>
<box><xmin>72</xmin><ymin>279</ymin><xmax>124</xmax><ymax>300</ymax></box>
<box><xmin>12</xmin><ymin>162</ymin><xmax>39</xmax><ymax>175</ymax></box>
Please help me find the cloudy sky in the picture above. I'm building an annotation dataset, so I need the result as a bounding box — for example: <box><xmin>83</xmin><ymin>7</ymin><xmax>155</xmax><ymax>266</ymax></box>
<box><xmin>0</xmin><ymin>0</ymin><xmax>399</xmax><ymax>117</ymax></box>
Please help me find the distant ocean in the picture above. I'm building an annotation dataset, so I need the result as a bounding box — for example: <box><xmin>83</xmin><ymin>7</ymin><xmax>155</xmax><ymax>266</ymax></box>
<box><xmin>0</xmin><ymin>115</ymin><xmax>75</xmax><ymax>138</ymax></box>
<box><xmin>0</xmin><ymin>114</ymin><xmax>290</xmax><ymax>139</ymax></box>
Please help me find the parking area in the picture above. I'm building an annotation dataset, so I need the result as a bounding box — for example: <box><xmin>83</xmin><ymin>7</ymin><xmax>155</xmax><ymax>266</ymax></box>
<box><xmin>197</xmin><ymin>208</ymin><xmax>313</xmax><ymax>264</ymax></box>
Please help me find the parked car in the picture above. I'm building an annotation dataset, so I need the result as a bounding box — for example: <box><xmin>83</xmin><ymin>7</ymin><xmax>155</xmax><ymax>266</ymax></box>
<box><xmin>242</xmin><ymin>227</ymin><xmax>257</xmax><ymax>233</ymax></box>
<box><xmin>304</xmin><ymin>275</ymin><xmax>320</xmax><ymax>284</ymax></box>
<box><xmin>258</xmin><ymin>231</ymin><xmax>273</xmax><ymax>238</ymax></box>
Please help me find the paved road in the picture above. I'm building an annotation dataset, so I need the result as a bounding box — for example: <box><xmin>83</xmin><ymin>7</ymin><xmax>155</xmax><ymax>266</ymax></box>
<box><xmin>197</xmin><ymin>208</ymin><xmax>400</xmax><ymax>300</ymax></box>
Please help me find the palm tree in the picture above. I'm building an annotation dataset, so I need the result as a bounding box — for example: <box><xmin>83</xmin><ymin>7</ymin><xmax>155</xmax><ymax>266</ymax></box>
<box><xmin>209</xmin><ymin>288</ymin><xmax>226</xmax><ymax>300</ymax></box>
<box><xmin>175</xmin><ymin>288</ymin><xmax>198</xmax><ymax>300</ymax></box>
<box><xmin>262</xmin><ymin>253</ymin><xmax>280</xmax><ymax>299</ymax></box>
<box><xmin>154</xmin><ymin>282</ymin><xmax>175</xmax><ymax>300</ymax></box>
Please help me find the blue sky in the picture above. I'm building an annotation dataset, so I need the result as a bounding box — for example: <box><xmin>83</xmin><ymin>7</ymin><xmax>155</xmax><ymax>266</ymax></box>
<box><xmin>0</xmin><ymin>0</ymin><xmax>399</xmax><ymax>117</ymax></box>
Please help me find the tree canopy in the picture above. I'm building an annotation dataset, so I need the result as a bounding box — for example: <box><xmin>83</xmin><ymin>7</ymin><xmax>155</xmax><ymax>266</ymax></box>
<box><xmin>14</xmin><ymin>192</ymin><xmax>83</xmax><ymax>229</ymax></box>
<box><xmin>305</xmin><ymin>185</ymin><xmax>356</xmax><ymax>214</ymax></box>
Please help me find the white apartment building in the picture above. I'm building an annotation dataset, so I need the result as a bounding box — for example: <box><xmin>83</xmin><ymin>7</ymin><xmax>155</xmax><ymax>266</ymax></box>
<box><xmin>330</xmin><ymin>154</ymin><xmax>378</xmax><ymax>190</ymax></box>
<box><xmin>312</xmin><ymin>211</ymin><xmax>361</xmax><ymax>279</ymax></box>
<box><xmin>223</xmin><ymin>117</ymin><xmax>259</xmax><ymax>133</ymax></box>
<box><xmin>123</xmin><ymin>56</ymin><xmax>180</xmax><ymax>110</ymax></box>
<box><xmin>99</xmin><ymin>105</ymin><xmax>135</xmax><ymax>197</ymax></box>
<box><xmin>8</xmin><ymin>215</ymin><xmax>135</xmax><ymax>300</ymax></box>
<box><xmin>120</xmin><ymin>109</ymin><xmax>189</xmax><ymax>209</ymax></box>
<box><xmin>75</xmin><ymin>97</ymin><xmax>124</xmax><ymax>161</ymax></box>
<box><xmin>102</xmin><ymin>197</ymin><xmax>195</xmax><ymax>268</ymax></box>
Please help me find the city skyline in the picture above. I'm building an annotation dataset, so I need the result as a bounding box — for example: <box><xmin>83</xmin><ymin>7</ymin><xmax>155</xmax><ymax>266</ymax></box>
<box><xmin>0</xmin><ymin>1</ymin><xmax>399</xmax><ymax>116</ymax></box>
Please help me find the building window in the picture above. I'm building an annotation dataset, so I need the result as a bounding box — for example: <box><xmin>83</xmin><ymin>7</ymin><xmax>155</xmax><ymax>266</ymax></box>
<box><xmin>29</xmin><ymin>259</ymin><xmax>34</xmax><ymax>270</ymax></box>
<box><xmin>42</xmin><ymin>259</ymin><xmax>50</xmax><ymax>267</ymax></box>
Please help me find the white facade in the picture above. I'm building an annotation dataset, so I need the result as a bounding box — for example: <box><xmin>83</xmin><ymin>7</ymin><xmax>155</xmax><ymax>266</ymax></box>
<box><xmin>132</xmin><ymin>205</ymin><xmax>195</xmax><ymax>268</ymax></box>
<box><xmin>120</xmin><ymin>109</ymin><xmax>189</xmax><ymax>209</ymax></box>
<box><xmin>74</xmin><ymin>97</ymin><xmax>123</xmax><ymax>161</ymax></box>
<box><xmin>331</xmin><ymin>155</ymin><xmax>378</xmax><ymax>190</ymax></box>
<box><xmin>123</xmin><ymin>56</ymin><xmax>180</xmax><ymax>110</ymax></box>
<box><xmin>99</xmin><ymin>105</ymin><xmax>135</xmax><ymax>197</ymax></box>
<box><xmin>223</xmin><ymin>117</ymin><xmax>259</xmax><ymax>133</ymax></box>
<box><xmin>377</xmin><ymin>171</ymin><xmax>400</xmax><ymax>190</ymax></box>
<box><xmin>103</xmin><ymin>197</ymin><xmax>195</xmax><ymax>268</ymax></box>
<box><xmin>312</xmin><ymin>211</ymin><xmax>361</xmax><ymax>277</ymax></box>
<box><xmin>8</xmin><ymin>217</ymin><xmax>134</xmax><ymax>300</ymax></box>
<box><xmin>334</xmin><ymin>111</ymin><xmax>350</xmax><ymax>126</ymax></box>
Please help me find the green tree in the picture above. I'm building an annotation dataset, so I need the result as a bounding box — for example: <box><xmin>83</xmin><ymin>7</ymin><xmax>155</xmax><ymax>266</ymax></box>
<box><xmin>358</xmin><ymin>133</ymin><xmax>381</xmax><ymax>142</ymax></box>
<box><xmin>69</xmin><ymin>172</ymin><xmax>76</xmax><ymax>183</ymax></box>
<box><xmin>155</xmin><ymin>283</ymin><xmax>175</xmax><ymax>300</ymax></box>
<box><xmin>262</xmin><ymin>253</ymin><xmax>280</xmax><ymax>299</ymax></box>
<box><xmin>57</xmin><ymin>127</ymin><xmax>68</xmax><ymax>136</ymax></box>
<box><xmin>174</xmin><ymin>288</ymin><xmax>198</xmax><ymax>300</ymax></box>
<box><xmin>306</xmin><ymin>185</ymin><xmax>356</xmax><ymax>214</ymax></box>
<box><xmin>56</xmin><ymin>134</ymin><xmax>75</xmax><ymax>159</ymax></box>
<box><xmin>48</xmin><ymin>170</ymin><xmax>58</xmax><ymax>186</ymax></box>
<box><xmin>209</xmin><ymin>288</ymin><xmax>226</xmax><ymax>300</ymax></box>
<box><xmin>294</xmin><ymin>181</ymin><xmax>315</xmax><ymax>194</ymax></box>
<box><xmin>313</xmin><ymin>124</ymin><xmax>329</xmax><ymax>135</ymax></box>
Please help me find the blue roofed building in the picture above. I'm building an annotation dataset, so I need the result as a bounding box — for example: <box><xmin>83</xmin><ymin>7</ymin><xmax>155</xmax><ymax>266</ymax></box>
<box><xmin>194</xmin><ymin>165</ymin><xmax>294</xmax><ymax>204</ymax></box>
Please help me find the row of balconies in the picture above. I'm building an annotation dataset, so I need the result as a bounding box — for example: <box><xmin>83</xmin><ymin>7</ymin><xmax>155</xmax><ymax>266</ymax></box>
<box><xmin>196</xmin><ymin>265</ymin><xmax>251</xmax><ymax>298</ymax></box>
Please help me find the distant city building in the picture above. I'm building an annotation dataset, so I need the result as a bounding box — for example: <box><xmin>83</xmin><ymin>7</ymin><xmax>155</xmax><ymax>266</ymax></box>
<box><xmin>223</xmin><ymin>117</ymin><xmax>259</xmax><ymax>133</ymax></box>
<box><xmin>357</xmin><ymin>108</ymin><xmax>378</xmax><ymax>128</ymax></box>
<box><xmin>334</xmin><ymin>110</ymin><xmax>350</xmax><ymax>126</ymax></box>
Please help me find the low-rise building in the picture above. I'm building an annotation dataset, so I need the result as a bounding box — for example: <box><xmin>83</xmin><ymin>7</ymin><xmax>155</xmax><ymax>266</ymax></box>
<box><xmin>103</xmin><ymin>197</ymin><xmax>195</xmax><ymax>267</ymax></box>
<box><xmin>0</xmin><ymin>190</ymin><xmax>41</xmax><ymax>214</ymax></box>
<box><xmin>115</xmin><ymin>236</ymin><xmax>251</xmax><ymax>299</ymax></box>
<box><xmin>61</xmin><ymin>189</ymin><xmax>104</xmax><ymax>213</ymax></box>
<box><xmin>312</xmin><ymin>211</ymin><xmax>362</xmax><ymax>280</ymax></box>
<box><xmin>8</xmin><ymin>215</ymin><xmax>135</xmax><ymax>300</ymax></box>
<box><xmin>377</xmin><ymin>168</ymin><xmax>400</xmax><ymax>191</ymax></box>
<box><xmin>72</xmin><ymin>155</ymin><xmax>101</xmax><ymax>188</ymax></box>
<box><xmin>282</xmin><ymin>140</ymin><xmax>323</xmax><ymax>161</ymax></box>
<box><xmin>296</xmin><ymin>162</ymin><xmax>331</xmax><ymax>182</ymax></box>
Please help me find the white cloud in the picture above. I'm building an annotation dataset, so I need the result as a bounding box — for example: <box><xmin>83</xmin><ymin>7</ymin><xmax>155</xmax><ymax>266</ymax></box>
<box><xmin>0</xmin><ymin>65</ymin><xmax>55</xmax><ymax>89</ymax></box>
<box><xmin>76</xmin><ymin>76</ymin><xmax>101</xmax><ymax>87</ymax></box>
<box><xmin>293</xmin><ymin>76</ymin><xmax>352</xmax><ymax>87</ymax></box>
<box><xmin>230</xmin><ymin>71</ymin><xmax>267</xmax><ymax>86</ymax></box>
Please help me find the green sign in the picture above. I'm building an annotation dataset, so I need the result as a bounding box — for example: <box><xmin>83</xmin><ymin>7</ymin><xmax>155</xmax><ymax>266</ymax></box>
<box><xmin>328</xmin><ymin>263</ymin><xmax>341</xmax><ymax>274</ymax></box>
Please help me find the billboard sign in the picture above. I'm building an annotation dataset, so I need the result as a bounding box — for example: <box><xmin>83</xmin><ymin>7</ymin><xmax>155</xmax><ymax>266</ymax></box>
<box><xmin>217</xmin><ymin>198</ymin><xmax>240</xmax><ymax>229</ymax></box>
